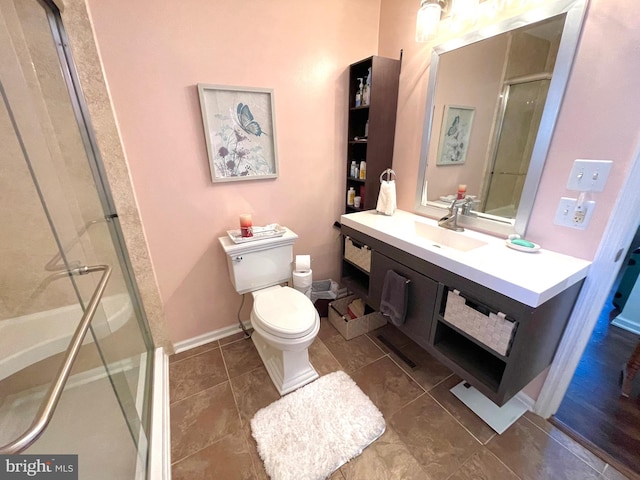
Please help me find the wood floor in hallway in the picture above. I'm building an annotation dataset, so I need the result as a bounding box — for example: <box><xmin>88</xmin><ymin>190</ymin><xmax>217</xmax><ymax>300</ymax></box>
<box><xmin>553</xmin><ymin>298</ymin><xmax>640</xmax><ymax>479</ymax></box>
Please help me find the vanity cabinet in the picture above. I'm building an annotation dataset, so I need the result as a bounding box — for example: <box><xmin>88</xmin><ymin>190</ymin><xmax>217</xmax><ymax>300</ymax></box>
<box><xmin>340</xmin><ymin>223</ymin><xmax>584</xmax><ymax>406</ymax></box>
<box><xmin>345</xmin><ymin>56</ymin><xmax>400</xmax><ymax>213</ymax></box>
<box><xmin>369</xmin><ymin>250</ymin><xmax>439</xmax><ymax>352</ymax></box>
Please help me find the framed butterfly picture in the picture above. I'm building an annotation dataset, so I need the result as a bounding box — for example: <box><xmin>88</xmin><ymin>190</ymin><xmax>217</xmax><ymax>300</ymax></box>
<box><xmin>198</xmin><ymin>84</ymin><xmax>279</xmax><ymax>182</ymax></box>
<box><xmin>435</xmin><ymin>105</ymin><xmax>475</xmax><ymax>166</ymax></box>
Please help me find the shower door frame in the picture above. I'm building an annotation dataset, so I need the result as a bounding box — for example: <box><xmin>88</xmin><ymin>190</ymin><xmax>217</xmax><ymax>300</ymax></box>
<box><xmin>41</xmin><ymin>0</ymin><xmax>157</xmax><ymax>459</ymax></box>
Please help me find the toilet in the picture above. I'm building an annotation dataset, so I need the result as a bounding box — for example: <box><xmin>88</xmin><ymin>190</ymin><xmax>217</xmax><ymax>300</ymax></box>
<box><xmin>219</xmin><ymin>227</ymin><xmax>319</xmax><ymax>395</ymax></box>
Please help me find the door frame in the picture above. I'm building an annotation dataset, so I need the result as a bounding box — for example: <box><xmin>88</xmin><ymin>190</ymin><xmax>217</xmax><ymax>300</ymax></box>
<box><xmin>535</xmin><ymin>141</ymin><xmax>640</xmax><ymax>418</ymax></box>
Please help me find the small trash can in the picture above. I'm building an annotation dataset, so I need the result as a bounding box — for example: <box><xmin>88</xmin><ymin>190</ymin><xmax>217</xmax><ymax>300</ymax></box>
<box><xmin>310</xmin><ymin>280</ymin><xmax>345</xmax><ymax>317</ymax></box>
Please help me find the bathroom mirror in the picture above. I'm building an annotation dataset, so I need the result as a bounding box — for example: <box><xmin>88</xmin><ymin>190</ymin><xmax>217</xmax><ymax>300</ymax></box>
<box><xmin>414</xmin><ymin>0</ymin><xmax>588</xmax><ymax>236</ymax></box>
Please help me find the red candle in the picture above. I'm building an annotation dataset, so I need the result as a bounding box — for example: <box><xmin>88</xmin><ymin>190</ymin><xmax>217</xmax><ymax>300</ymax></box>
<box><xmin>239</xmin><ymin>213</ymin><xmax>253</xmax><ymax>237</ymax></box>
<box><xmin>457</xmin><ymin>184</ymin><xmax>467</xmax><ymax>200</ymax></box>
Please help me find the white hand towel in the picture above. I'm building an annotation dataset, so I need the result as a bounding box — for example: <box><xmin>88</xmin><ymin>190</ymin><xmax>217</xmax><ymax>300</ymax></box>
<box><xmin>376</xmin><ymin>180</ymin><xmax>396</xmax><ymax>216</ymax></box>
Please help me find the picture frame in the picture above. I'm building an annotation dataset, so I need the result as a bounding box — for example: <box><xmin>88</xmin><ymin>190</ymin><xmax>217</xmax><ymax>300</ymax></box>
<box><xmin>436</xmin><ymin>105</ymin><xmax>475</xmax><ymax>166</ymax></box>
<box><xmin>197</xmin><ymin>84</ymin><xmax>278</xmax><ymax>182</ymax></box>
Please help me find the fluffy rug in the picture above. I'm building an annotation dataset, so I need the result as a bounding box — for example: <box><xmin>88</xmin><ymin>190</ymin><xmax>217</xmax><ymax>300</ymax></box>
<box><xmin>250</xmin><ymin>370</ymin><xmax>385</xmax><ymax>480</ymax></box>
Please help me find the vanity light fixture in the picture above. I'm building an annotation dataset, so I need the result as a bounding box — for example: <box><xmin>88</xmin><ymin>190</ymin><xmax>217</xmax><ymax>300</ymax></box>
<box><xmin>415</xmin><ymin>0</ymin><xmax>447</xmax><ymax>43</ymax></box>
<box><xmin>450</xmin><ymin>0</ymin><xmax>480</xmax><ymax>30</ymax></box>
<box><xmin>416</xmin><ymin>0</ymin><xmax>551</xmax><ymax>43</ymax></box>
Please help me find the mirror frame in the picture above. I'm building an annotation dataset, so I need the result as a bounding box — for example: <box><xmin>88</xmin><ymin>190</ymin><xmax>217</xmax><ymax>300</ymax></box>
<box><xmin>414</xmin><ymin>0</ymin><xmax>588</xmax><ymax>236</ymax></box>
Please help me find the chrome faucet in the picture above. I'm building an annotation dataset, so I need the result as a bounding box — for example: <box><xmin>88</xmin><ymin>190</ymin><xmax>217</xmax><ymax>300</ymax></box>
<box><xmin>438</xmin><ymin>197</ymin><xmax>473</xmax><ymax>232</ymax></box>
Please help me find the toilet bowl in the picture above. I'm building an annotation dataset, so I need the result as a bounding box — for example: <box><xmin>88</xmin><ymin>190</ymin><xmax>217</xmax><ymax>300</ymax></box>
<box><xmin>218</xmin><ymin>227</ymin><xmax>320</xmax><ymax>395</ymax></box>
<box><xmin>250</xmin><ymin>285</ymin><xmax>319</xmax><ymax>395</ymax></box>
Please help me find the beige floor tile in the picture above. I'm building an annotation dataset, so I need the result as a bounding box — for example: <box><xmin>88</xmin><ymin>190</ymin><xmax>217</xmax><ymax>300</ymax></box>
<box><xmin>221</xmin><ymin>337</ymin><xmax>263</xmax><ymax>379</ymax></box>
<box><xmin>230</xmin><ymin>366</ymin><xmax>279</xmax><ymax>425</ymax></box>
<box><xmin>340</xmin><ymin>425</ymin><xmax>427</xmax><ymax>480</ymax></box>
<box><xmin>329</xmin><ymin>469</ymin><xmax>345</xmax><ymax>479</ymax></box>
<box><xmin>487</xmin><ymin>417</ymin><xmax>602</xmax><ymax>480</ymax></box>
<box><xmin>350</xmin><ymin>356</ymin><xmax>425</xmax><ymax>418</ymax></box>
<box><xmin>318</xmin><ymin>316</ymin><xmax>340</xmax><ymax>341</ymax></box>
<box><xmin>170</xmin><ymin>381</ymin><xmax>241</xmax><ymax>463</ymax></box>
<box><xmin>169</xmin><ymin>341</ymin><xmax>219</xmax><ymax>364</ymax></box>
<box><xmin>171</xmin><ymin>432</ymin><xmax>256</xmax><ymax>480</ymax></box>
<box><xmin>169</xmin><ymin>347</ymin><xmax>227</xmax><ymax>404</ymax></box>
<box><xmin>323</xmin><ymin>333</ymin><xmax>385</xmax><ymax>373</ymax></box>
<box><xmin>388</xmin><ymin>339</ymin><xmax>452</xmax><ymax>391</ymax></box>
<box><xmin>448</xmin><ymin>448</ymin><xmax>519</xmax><ymax>480</ymax></box>
<box><xmin>309</xmin><ymin>337</ymin><xmax>343</xmax><ymax>376</ymax></box>
<box><xmin>428</xmin><ymin>375</ymin><xmax>495</xmax><ymax>444</ymax></box>
<box><xmin>523</xmin><ymin>412</ymin><xmax>606</xmax><ymax>474</ymax></box>
<box><xmin>390</xmin><ymin>394</ymin><xmax>481</xmax><ymax>480</ymax></box>
<box><xmin>241</xmin><ymin>423</ymin><xmax>270</xmax><ymax>480</ymax></box>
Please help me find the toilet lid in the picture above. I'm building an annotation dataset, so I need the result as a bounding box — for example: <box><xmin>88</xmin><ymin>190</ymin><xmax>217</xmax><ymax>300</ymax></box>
<box><xmin>253</xmin><ymin>287</ymin><xmax>317</xmax><ymax>338</ymax></box>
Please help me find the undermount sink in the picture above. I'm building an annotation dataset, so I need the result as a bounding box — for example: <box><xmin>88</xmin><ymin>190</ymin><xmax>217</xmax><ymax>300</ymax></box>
<box><xmin>413</xmin><ymin>221</ymin><xmax>488</xmax><ymax>252</ymax></box>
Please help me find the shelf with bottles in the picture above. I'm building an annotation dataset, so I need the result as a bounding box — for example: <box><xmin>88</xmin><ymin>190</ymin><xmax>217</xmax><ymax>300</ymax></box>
<box><xmin>343</xmin><ymin>55</ymin><xmax>400</xmax><ymax>213</ymax></box>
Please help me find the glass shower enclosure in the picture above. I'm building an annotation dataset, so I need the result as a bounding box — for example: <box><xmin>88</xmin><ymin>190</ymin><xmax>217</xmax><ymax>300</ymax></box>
<box><xmin>0</xmin><ymin>0</ymin><xmax>154</xmax><ymax>478</ymax></box>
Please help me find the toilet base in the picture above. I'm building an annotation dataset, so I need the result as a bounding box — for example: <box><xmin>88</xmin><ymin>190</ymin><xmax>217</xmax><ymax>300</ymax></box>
<box><xmin>251</xmin><ymin>332</ymin><xmax>319</xmax><ymax>395</ymax></box>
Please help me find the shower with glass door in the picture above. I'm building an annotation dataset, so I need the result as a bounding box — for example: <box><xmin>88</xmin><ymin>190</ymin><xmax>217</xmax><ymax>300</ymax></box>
<box><xmin>0</xmin><ymin>0</ymin><xmax>154</xmax><ymax>477</ymax></box>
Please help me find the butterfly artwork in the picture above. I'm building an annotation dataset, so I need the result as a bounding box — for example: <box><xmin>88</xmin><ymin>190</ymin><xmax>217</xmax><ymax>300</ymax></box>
<box><xmin>235</xmin><ymin>103</ymin><xmax>268</xmax><ymax>137</ymax></box>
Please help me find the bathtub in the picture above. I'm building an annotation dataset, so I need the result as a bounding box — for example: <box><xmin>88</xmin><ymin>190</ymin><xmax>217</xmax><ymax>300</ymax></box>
<box><xmin>0</xmin><ymin>294</ymin><xmax>132</xmax><ymax>381</ymax></box>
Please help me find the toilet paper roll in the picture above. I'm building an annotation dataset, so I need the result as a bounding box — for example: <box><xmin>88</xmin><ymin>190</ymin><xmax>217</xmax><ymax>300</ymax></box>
<box><xmin>292</xmin><ymin>269</ymin><xmax>313</xmax><ymax>298</ymax></box>
<box><xmin>295</xmin><ymin>254</ymin><xmax>311</xmax><ymax>272</ymax></box>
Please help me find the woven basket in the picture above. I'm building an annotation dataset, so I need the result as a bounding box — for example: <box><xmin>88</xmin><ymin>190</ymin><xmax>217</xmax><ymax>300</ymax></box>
<box><xmin>328</xmin><ymin>295</ymin><xmax>386</xmax><ymax>340</ymax></box>
<box><xmin>344</xmin><ymin>237</ymin><xmax>371</xmax><ymax>272</ymax></box>
<box><xmin>443</xmin><ymin>290</ymin><xmax>516</xmax><ymax>356</ymax></box>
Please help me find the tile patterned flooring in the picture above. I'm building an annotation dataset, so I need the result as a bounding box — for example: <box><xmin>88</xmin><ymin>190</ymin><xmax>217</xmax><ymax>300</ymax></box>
<box><xmin>169</xmin><ymin>318</ymin><xmax>631</xmax><ymax>480</ymax></box>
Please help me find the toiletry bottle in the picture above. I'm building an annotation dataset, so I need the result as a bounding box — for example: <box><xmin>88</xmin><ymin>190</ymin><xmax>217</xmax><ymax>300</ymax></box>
<box><xmin>365</xmin><ymin>67</ymin><xmax>371</xmax><ymax>104</ymax></box>
<box><xmin>359</xmin><ymin>161</ymin><xmax>366</xmax><ymax>180</ymax></box>
<box><xmin>350</xmin><ymin>161</ymin><xmax>356</xmax><ymax>178</ymax></box>
<box><xmin>355</xmin><ymin>78</ymin><xmax>363</xmax><ymax>107</ymax></box>
<box><xmin>364</xmin><ymin>120</ymin><xmax>369</xmax><ymax>138</ymax></box>
<box><xmin>347</xmin><ymin>187</ymin><xmax>355</xmax><ymax>206</ymax></box>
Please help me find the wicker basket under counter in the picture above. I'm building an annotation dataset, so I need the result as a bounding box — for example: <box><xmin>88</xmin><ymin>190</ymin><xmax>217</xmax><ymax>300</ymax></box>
<box><xmin>443</xmin><ymin>289</ymin><xmax>517</xmax><ymax>357</ymax></box>
<box><xmin>344</xmin><ymin>236</ymin><xmax>371</xmax><ymax>272</ymax></box>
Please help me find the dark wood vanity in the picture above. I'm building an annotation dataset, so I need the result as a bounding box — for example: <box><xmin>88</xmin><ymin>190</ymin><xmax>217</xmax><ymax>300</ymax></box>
<box><xmin>341</xmin><ymin>223</ymin><xmax>584</xmax><ymax>406</ymax></box>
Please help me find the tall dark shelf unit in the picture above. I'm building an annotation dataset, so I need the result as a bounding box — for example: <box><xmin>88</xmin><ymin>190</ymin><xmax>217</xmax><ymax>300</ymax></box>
<box><xmin>345</xmin><ymin>55</ymin><xmax>400</xmax><ymax>212</ymax></box>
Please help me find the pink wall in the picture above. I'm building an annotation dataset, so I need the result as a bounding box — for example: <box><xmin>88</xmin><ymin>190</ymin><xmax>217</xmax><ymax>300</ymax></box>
<box><xmin>380</xmin><ymin>0</ymin><xmax>640</xmax><ymax>260</ymax></box>
<box><xmin>87</xmin><ymin>0</ymin><xmax>640</xmax><ymax>358</ymax></box>
<box><xmin>86</xmin><ymin>0</ymin><xmax>381</xmax><ymax>342</ymax></box>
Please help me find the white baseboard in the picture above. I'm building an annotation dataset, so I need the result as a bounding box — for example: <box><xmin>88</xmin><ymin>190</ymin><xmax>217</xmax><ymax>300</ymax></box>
<box><xmin>149</xmin><ymin>347</ymin><xmax>171</xmax><ymax>480</ymax></box>
<box><xmin>173</xmin><ymin>321</ymin><xmax>251</xmax><ymax>354</ymax></box>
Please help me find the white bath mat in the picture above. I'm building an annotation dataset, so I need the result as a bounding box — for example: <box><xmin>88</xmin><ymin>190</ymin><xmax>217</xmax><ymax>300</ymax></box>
<box><xmin>250</xmin><ymin>370</ymin><xmax>385</xmax><ymax>480</ymax></box>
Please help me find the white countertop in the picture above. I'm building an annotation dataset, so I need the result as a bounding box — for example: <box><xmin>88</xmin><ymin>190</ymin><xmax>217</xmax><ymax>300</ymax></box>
<box><xmin>340</xmin><ymin>210</ymin><xmax>591</xmax><ymax>308</ymax></box>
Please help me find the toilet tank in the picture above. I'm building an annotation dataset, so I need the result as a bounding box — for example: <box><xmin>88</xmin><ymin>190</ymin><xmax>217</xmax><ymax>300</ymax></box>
<box><xmin>218</xmin><ymin>228</ymin><xmax>298</xmax><ymax>294</ymax></box>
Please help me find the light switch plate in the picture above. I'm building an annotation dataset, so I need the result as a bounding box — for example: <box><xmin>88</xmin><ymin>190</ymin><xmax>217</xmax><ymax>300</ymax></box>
<box><xmin>554</xmin><ymin>197</ymin><xmax>596</xmax><ymax>229</ymax></box>
<box><xmin>566</xmin><ymin>159</ymin><xmax>612</xmax><ymax>192</ymax></box>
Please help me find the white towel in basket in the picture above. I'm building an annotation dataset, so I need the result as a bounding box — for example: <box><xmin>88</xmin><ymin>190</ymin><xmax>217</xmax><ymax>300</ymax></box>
<box><xmin>376</xmin><ymin>180</ymin><xmax>396</xmax><ymax>216</ymax></box>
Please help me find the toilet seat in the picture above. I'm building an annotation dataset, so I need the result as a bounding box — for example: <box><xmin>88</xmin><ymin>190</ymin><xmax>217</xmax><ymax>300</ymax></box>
<box><xmin>253</xmin><ymin>287</ymin><xmax>317</xmax><ymax>339</ymax></box>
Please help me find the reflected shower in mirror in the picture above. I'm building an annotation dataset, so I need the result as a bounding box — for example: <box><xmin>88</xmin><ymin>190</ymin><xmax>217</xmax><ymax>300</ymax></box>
<box><xmin>415</xmin><ymin>0</ymin><xmax>587</xmax><ymax>236</ymax></box>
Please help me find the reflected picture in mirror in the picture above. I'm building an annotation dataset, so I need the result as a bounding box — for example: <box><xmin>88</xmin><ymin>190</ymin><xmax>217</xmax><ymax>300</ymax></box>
<box><xmin>415</xmin><ymin>0</ymin><xmax>588</xmax><ymax>236</ymax></box>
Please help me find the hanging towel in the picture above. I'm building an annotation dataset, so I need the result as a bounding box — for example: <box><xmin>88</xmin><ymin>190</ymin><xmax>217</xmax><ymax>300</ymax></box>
<box><xmin>380</xmin><ymin>270</ymin><xmax>409</xmax><ymax>326</ymax></box>
<box><xmin>376</xmin><ymin>180</ymin><xmax>397</xmax><ymax>216</ymax></box>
